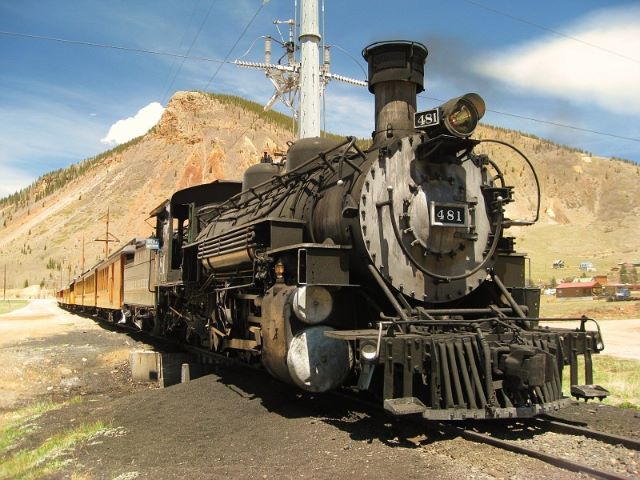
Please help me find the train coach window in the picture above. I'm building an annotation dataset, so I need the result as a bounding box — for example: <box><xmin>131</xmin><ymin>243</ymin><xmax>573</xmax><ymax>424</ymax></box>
<box><xmin>125</xmin><ymin>253</ymin><xmax>134</xmax><ymax>265</ymax></box>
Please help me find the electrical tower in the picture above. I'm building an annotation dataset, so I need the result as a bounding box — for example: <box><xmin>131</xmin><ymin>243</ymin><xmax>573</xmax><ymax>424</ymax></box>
<box><xmin>234</xmin><ymin>0</ymin><xmax>366</xmax><ymax>139</ymax></box>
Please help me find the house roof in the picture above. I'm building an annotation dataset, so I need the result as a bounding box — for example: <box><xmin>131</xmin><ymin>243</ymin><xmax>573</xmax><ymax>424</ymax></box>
<box><xmin>574</xmin><ymin>277</ymin><xmax>595</xmax><ymax>283</ymax></box>
<box><xmin>556</xmin><ymin>281</ymin><xmax>600</xmax><ymax>289</ymax></box>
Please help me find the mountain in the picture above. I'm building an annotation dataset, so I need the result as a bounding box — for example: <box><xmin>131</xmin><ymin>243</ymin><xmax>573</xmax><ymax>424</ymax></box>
<box><xmin>0</xmin><ymin>91</ymin><xmax>638</xmax><ymax>291</ymax></box>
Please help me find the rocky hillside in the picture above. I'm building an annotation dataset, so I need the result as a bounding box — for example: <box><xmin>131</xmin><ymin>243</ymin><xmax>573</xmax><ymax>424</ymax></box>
<box><xmin>0</xmin><ymin>91</ymin><xmax>638</xmax><ymax>290</ymax></box>
<box><xmin>0</xmin><ymin>92</ymin><xmax>295</xmax><ymax>290</ymax></box>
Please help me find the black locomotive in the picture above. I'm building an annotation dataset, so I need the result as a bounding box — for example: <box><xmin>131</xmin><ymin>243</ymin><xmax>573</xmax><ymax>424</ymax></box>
<box><xmin>59</xmin><ymin>41</ymin><xmax>607</xmax><ymax>420</ymax></box>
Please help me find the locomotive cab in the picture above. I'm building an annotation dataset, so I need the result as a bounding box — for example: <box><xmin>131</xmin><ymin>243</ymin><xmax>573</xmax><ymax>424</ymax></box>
<box><xmin>149</xmin><ymin>181</ymin><xmax>243</xmax><ymax>286</ymax></box>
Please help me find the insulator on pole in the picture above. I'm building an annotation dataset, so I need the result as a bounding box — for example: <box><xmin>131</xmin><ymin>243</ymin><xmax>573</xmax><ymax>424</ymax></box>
<box><xmin>265</xmin><ymin>36</ymin><xmax>272</xmax><ymax>65</ymax></box>
<box><xmin>323</xmin><ymin>45</ymin><xmax>330</xmax><ymax>69</ymax></box>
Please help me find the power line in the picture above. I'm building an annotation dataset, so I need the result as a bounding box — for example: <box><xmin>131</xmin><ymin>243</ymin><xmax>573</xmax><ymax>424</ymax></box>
<box><xmin>331</xmin><ymin>44</ymin><xmax>368</xmax><ymax>80</ymax></box>
<box><xmin>161</xmin><ymin>0</ymin><xmax>218</xmax><ymax>104</ymax></box>
<box><xmin>159</xmin><ymin>0</ymin><xmax>206</xmax><ymax>101</ymax></box>
<box><xmin>2</xmin><ymin>29</ymin><xmax>637</xmax><ymax>144</ymax></box>
<box><xmin>419</xmin><ymin>94</ymin><xmax>640</xmax><ymax>143</ymax></box>
<box><xmin>460</xmin><ymin>0</ymin><xmax>640</xmax><ymax>64</ymax></box>
<box><xmin>0</xmin><ymin>30</ymin><xmax>227</xmax><ymax>65</ymax></box>
<box><xmin>202</xmin><ymin>0</ymin><xmax>270</xmax><ymax>91</ymax></box>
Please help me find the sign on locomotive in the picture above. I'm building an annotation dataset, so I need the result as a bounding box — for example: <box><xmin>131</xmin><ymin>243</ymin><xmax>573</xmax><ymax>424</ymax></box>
<box><xmin>57</xmin><ymin>41</ymin><xmax>608</xmax><ymax>420</ymax></box>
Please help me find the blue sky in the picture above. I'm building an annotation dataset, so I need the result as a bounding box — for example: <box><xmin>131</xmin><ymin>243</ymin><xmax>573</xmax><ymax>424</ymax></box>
<box><xmin>1</xmin><ymin>0</ymin><xmax>639</xmax><ymax>197</ymax></box>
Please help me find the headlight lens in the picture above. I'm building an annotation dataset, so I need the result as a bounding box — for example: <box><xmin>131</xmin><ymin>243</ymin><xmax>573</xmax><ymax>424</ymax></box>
<box><xmin>447</xmin><ymin>104</ymin><xmax>473</xmax><ymax>134</ymax></box>
<box><xmin>442</xmin><ymin>93</ymin><xmax>485</xmax><ymax>137</ymax></box>
<box><xmin>360</xmin><ymin>342</ymin><xmax>378</xmax><ymax>362</ymax></box>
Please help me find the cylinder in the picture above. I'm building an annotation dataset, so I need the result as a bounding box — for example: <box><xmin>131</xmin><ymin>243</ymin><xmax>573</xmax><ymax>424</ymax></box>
<box><xmin>362</xmin><ymin>41</ymin><xmax>428</xmax><ymax>145</ymax></box>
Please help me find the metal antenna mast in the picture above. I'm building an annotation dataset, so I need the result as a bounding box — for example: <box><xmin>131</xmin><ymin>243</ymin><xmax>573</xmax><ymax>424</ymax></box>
<box><xmin>234</xmin><ymin>0</ymin><xmax>366</xmax><ymax>140</ymax></box>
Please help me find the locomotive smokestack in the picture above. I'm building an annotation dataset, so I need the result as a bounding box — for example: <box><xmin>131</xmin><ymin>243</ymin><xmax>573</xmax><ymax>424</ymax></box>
<box><xmin>362</xmin><ymin>41</ymin><xmax>428</xmax><ymax>146</ymax></box>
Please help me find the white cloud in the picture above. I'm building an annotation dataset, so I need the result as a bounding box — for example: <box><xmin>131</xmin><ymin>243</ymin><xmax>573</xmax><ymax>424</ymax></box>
<box><xmin>324</xmin><ymin>87</ymin><xmax>373</xmax><ymax>137</ymax></box>
<box><xmin>474</xmin><ymin>5</ymin><xmax>640</xmax><ymax>113</ymax></box>
<box><xmin>100</xmin><ymin>102</ymin><xmax>165</xmax><ymax>145</ymax></box>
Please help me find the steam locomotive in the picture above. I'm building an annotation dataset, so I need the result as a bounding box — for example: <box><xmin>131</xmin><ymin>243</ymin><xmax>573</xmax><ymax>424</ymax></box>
<box><xmin>58</xmin><ymin>41</ymin><xmax>607</xmax><ymax>420</ymax></box>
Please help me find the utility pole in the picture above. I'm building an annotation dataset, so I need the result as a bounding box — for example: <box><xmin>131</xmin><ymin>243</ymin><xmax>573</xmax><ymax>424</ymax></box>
<box><xmin>95</xmin><ymin>207</ymin><xmax>119</xmax><ymax>259</ymax></box>
<box><xmin>81</xmin><ymin>233</ymin><xmax>85</xmax><ymax>273</ymax></box>
<box><xmin>298</xmin><ymin>0</ymin><xmax>321</xmax><ymax>138</ymax></box>
<box><xmin>3</xmin><ymin>264</ymin><xmax>6</xmax><ymax>301</ymax></box>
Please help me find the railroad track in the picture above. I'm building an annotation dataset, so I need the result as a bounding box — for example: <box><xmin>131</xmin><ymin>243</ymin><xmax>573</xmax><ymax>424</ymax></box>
<box><xmin>90</xmin><ymin>310</ymin><xmax>639</xmax><ymax>479</ymax></box>
<box><xmin>449</xmin><ymin>417</ymin><xmax>640</xmax><ymax>480</ymax></box>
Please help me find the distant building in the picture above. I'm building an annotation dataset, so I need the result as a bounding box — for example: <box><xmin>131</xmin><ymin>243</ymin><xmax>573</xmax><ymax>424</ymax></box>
<box><xmin>612</xmin><ymin>262</ymin><xmax>639</xmax><ymax>285</ymax></box>
<box><xmin>579</xmin><ymin>261</ymin><xmax>595</xmax><ymax>272</ymax></box>
<box><xmin>555</xmin><ymin>281</ymin><xmax>601</xmax><ymax>298</ymax></box>
<box><xmin>573</xmin><ymin>275</ymin><xmax>608</xmax><ymax>285</ymax></box>
<box><xmin>574</xmin><ymin>277</ymin><xmax>594</xmax><ymax>283</ymax></box>
<box><xmin>593</xmin><ymin>274</ymin><xmax>608</xmax><ymax>286</ymax></box>
<box><xmin>603</xmin><ymin>284</ymin><xmax>631</xmax><ymax>298</ymax></box>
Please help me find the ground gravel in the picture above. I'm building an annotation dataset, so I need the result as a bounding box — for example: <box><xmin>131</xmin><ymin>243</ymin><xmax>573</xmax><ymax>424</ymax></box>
<box><xmin>52</xmin><ymin>365</ymin><xmax>586</xmax><ymax>480</ymax></box>
<box><xmin>2</xmin><ymin>301</ymin><xmax>639</xmax><ymax>479</ymax></box>
<box><xmin>511</xmin><ymin>431</ymin><xmax>638</xmax><ymax>477</ymax></box>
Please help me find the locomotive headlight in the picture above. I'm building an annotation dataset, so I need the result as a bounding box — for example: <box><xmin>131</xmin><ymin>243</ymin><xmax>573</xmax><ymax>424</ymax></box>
<box><xmin>415</xmin><ymin>93</ymin><xmax>486</xmax><ymax>138</ymax></box>
<box><xmin>441</xmin><ymin>93</ymin><xmax>486</xmax><ymax>138</ymax></box>
<box><xmin>360</xmin><ymin>341</ymin><xmax>378</xmax><ymax>362</ymax></box>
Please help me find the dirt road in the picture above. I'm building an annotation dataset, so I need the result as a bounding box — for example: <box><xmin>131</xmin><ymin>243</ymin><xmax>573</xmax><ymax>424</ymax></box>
<box><xmin>0</xmin><ymin>299</ymin><xmax>87</xmax><ymax>346</ymax></box>
<box><xmin>0</xmin><ymin>299</ymin><xmax>150</xmax><ymax>411</ymax></box>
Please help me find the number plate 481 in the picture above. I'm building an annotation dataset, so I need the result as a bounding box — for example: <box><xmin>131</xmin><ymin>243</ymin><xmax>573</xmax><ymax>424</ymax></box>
<box><xmin>430</xmin><ymin>202</ymin><xmax>468</xmax><ymax>227</ymax></box>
